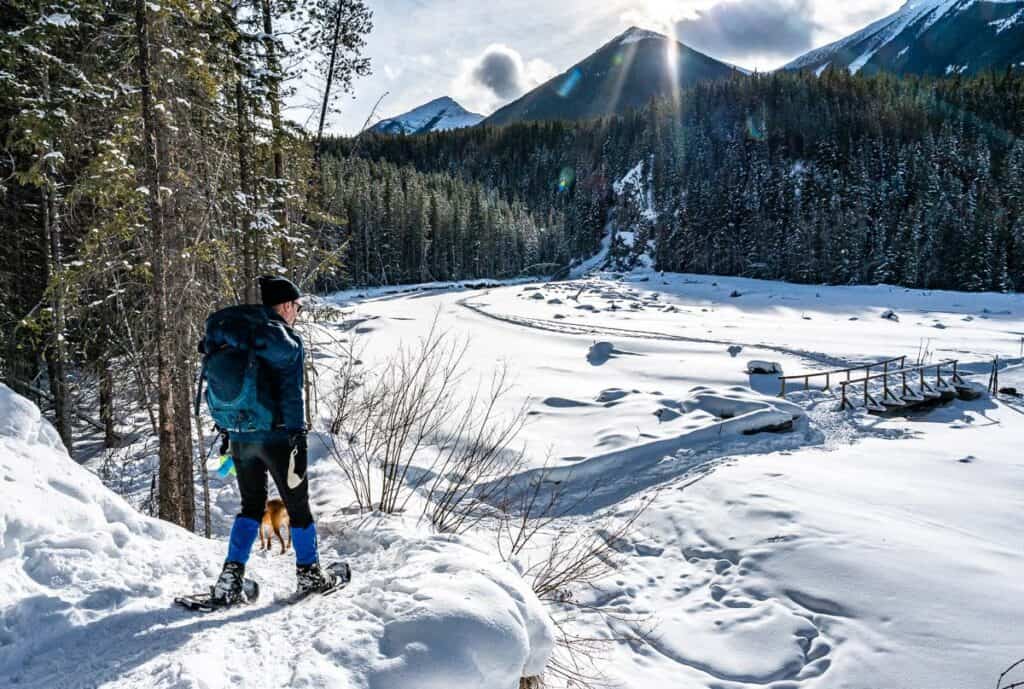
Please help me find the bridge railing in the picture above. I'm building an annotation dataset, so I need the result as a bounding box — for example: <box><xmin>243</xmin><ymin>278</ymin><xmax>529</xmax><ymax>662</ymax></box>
<box><xmin>838</xmin><ymin>360</ymin><xmax>965</xmax><ymax>411</ymax></box>
<box><xmin>778</xmin><ymin>356</ymin><xmax>906</xmax><ymax>397</ymax></box>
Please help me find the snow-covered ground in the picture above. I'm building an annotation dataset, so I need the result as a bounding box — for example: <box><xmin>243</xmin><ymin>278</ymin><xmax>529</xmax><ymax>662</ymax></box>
<box><xmin>0</xmin><ymin>385</ymin><xmax>553</xmax><ymax>689</ymax></box>
<box><xmin>323</xmin><ymin>271</ymin><xmax>1024</xmax><ymax>688</ymax></box>
<box><xmin>4</xmin><ymin>270</ymin><xmax>1024</xmax><ymax>688</ymax></box>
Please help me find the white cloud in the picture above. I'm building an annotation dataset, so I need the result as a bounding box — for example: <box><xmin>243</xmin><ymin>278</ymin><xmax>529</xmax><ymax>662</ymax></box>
<box><xmin>452</xmin><ymin>44</ymin><xmax>557</xmax><ymax>115</ymax></box>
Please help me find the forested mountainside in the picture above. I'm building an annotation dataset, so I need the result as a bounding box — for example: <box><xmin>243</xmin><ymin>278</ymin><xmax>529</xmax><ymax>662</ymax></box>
<box><xmin>320</xmin><ymin>156</ymin><xmax>566</xmax><ymax>285</ymax></box>
<box><xmin>328</xmin><ymin>69</ymin><xmax>1024</xmax><ymax>292</ymax></box>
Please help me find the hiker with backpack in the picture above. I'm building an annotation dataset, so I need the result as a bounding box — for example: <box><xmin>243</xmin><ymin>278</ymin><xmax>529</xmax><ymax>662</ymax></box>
<box><xmin>196</xmin><ymin>275</ymin><xmax>346</xmax><ymax>608</ymax></box>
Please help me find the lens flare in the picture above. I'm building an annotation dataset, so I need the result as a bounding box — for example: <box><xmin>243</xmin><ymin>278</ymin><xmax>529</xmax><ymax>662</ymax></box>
<box><xmin>557</xmin><ymin>166</ymin><xmax>575</xmax><ymax>192</ymax></box>
<box><xmin>746</xmin><ymin>114</ymin><xmax>765</xmax><ymax>141</ymax></box>
<box><xmin>557</xmin><ymin>68</ymin><xmax>582</xmax><ymax>98</ymax></box>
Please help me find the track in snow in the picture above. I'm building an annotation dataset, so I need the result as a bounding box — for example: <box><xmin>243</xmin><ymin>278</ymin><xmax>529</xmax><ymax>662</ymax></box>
<box><xmin>458</xmin><ymin>293</ymin><xmax>859</xmax><ymax>372</ymax></box>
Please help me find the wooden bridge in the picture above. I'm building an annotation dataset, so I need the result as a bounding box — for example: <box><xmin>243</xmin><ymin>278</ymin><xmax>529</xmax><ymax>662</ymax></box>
<box><xmin>779</xmin><ymin>356</ymin><xmax>980</xmax><ymax>414</ymax></box>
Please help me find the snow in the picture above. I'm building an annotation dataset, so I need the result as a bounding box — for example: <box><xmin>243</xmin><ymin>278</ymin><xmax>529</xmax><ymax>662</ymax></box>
<box><xmin>9</xmin><ymin>262</ymin><xmax>1024</xmax><ymax>688</ymax></box>
<box><xmin>0</xmin><ymin>385</ymin><xmax>65</xmax><ymax>450</ymax></box>
<box><xmin>747</xmin><ymin>360</ymin><xmax>783</xmax><ymax>374</ymax></box>
<box><xmin>0</xmin><ymin>385</ymin><xmax>553</xmax><ymax>689</ymax></box>
<box><xmin>612</xmin><ymin>161</ymin><xmax>644</xmax><ymax>196</ymax></box>
<box><xmin>617</xmin><ymin>26</ymin><xmax>665</xmax><ymax>45</ymax></box>
<box><xmin>785</xmin><ymin>0</ymin><xmax>1023</xmax><ymax>74</ymax></box>
<box><xmin>42</xmin><ymin>13</ymin><xmax>78</xmax><ymax>27</ymax></box>
<box><xmin>322</xmin><ymin>271</ymin><xmax>1024</xmax><ymax>687</ymax></box>
<box><xmin>991</xmin><ymin>8</ymin><xmax>1024</xmax><ymax>32</ymax></box>
<box><xmin>371</xmin><ymin>96</ymin><xmax>483</xmax><ymax>135</ymax></box>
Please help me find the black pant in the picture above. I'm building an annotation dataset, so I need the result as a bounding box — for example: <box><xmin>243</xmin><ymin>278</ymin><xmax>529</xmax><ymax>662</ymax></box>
<box><xmin>231</xmin><ymin>437</ymin><xmax>314</xmax><ymax>529</ymax></box>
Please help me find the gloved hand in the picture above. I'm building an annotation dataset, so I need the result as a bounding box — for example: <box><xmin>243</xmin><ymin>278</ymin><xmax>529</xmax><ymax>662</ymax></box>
<box><xmin>287</xmin><ymin>430</ymin><xmax>308</xmax><ymax>489</ymax></box>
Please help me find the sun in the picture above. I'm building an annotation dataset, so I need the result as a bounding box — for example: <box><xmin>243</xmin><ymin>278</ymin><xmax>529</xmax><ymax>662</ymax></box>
<box><xmin>634</xmin><ymin>0</ymin><xmax>689</xmax><ymax>33</ymax></box>
<box><xmin>622</xmin><ymin>0</ymin><xmax>723</xmax><ymax>36</ymax></box>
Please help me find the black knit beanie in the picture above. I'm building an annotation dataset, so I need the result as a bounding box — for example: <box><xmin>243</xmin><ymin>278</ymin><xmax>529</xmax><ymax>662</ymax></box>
<box><xmin>258</xmin><ymin>275</ymin><xmax>301</xmax><ymax>307</ymax></box>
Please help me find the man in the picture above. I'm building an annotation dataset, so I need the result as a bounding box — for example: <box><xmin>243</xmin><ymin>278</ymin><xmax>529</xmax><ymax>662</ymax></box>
<box><xmin>203</xmin><ymin>275</ymin><xmax>337</xmax><ymax>604</ymax></box>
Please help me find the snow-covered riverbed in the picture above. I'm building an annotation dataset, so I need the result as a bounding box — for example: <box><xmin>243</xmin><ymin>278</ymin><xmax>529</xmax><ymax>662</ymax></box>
<box><xmin>326</xmin><ymin>272</ymin><xmax>1024</xmax><ymax>689</ymax></box>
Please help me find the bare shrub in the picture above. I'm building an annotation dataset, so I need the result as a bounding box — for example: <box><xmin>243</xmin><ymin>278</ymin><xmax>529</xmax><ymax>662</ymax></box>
<box><xmin>325</xmin><ymin>315</ymin><xmax>525</xmax><ymax>524</ymax></box>
<box><xmin>325</xmin><ymin>317</ymin><xmax>464</xmax><ymax>512</ymax></box>
<box><xmin>497</xmin><ymin>464</ymin><xmax>656</xmax><ymax>689</ymax></box>
<box><xmin>421</xmin><ymin>364</ymin><xmax>528</xmax><ymax>533</ymax></box>
<box><xmin>324</xmin><ymin>313</ymin><xmax>655</xmax><ymax>688</ymax></box>
<box><xmin>1000</xmin><ymin>658</ymin><xmax>1024</xmax><ymax>689</ymax></box>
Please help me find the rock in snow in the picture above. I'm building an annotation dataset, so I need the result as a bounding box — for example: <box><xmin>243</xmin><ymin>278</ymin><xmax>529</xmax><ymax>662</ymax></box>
<box><xmin>0</xmin><ymin>384</ymin><xmax>553</xmax><ymax>689</ymax></box>
<box><xmin>747</xmin><ymin>360</ymin><xmax>783</xmax><ymax>375</ymax></box>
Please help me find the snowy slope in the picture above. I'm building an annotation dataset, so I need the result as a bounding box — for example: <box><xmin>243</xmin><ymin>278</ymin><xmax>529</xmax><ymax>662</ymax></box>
<box><xmin>0</xmin><ymin>384</ymin><xmax>553</xmax><ymax>689</ymax></box>
<box><xmin>326</xmin><ymin>272</ymin><xmax>1024</xmax><ymax>688</ymax></box>
<box><xmin>786</xmin><ymin>0</ymin><xmax>1024</xmax><ymax>76</ymax></box>
<box><xmin>371</xmin><ymin>96</ymin><xmax>483</xmax><ymax>135</ymax></box>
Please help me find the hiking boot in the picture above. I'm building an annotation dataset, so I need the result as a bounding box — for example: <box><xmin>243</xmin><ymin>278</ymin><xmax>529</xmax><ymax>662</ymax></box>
<box><xmin>211</xmin><ymin>561</ymin><xmax>246</xmax><ymax>605</ymax></box>
<box><xmin>296</xmin><ymin>562</ymin><xmax>337</xmax><ymax>596</ymax></box>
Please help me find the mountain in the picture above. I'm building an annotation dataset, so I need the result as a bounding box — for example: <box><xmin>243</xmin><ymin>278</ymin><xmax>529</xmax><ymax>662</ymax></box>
<box><xmin>785</xmin><ymin>0</ymin><xmax>1024</xmax><ymax>77</ymax></box>
<box><xmin>371</xmin><ymin>96</ymin><xmax>483</xmax><ymax>135</ymax></box>
<box><xmin>483</xmin><ymin>27</ymin><xmax>739</xmax><ymax>127</ymax></box>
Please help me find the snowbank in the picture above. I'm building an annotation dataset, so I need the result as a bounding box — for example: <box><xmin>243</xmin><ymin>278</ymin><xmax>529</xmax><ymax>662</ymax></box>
<box><xmin>347</xmin><ymin>523</ymin><xmax>554</xmax><ymax>688</ymax></box>
<box><xmin>0</xmin><ymin>386</ymin><xmax>553</xmax><ymax>689</ymax></box>
<box><xmin>516</xmin><ymin>386</ymin><xmax>811</xmax><ymax>488</ymax></box>
<box><xmin>0</xmin><ymin>385</ymin><xmax>206</xmax><ymax>675</ymax></box>
<box><xmin>0</xmin><ymin>384</ymin><xmax>65</xmax><ymax>450</ymax></box>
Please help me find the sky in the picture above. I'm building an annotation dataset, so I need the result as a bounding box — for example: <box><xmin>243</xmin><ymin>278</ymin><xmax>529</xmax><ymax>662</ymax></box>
<box><xmin>291</xmin><ymin>0</ymin><xmax>905</xmax><ymax>135</ymax></box>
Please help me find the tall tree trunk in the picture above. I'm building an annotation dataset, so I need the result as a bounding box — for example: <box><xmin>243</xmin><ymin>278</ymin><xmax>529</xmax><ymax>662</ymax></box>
<box><xmin>99</xmin><ymin>361</ymin><xmax>116</xmax><ymax>448</ymax></box>
<box><xmin>173</xmin><ymin>354</ymin><xmax>195</xmax><ymax>531</ymax></box>
<box><xmin>194</xmin><ymin>402</ymin><xmax>211</xmax><ymax>539</ymax></box>
<box><xmin>40</xmin><ymin>65</ymin><xmax>72</xmax><ymax>452</ymax></box>
<box><xmin>229</xmin><ymin>4</ymin><xmax>257</xmax><ymax>303</ymax></box>
<box><xmin>135</xmin><ymin>0</ymin><xmax>184</xmax><ymax>527</ymax></box>
<box><xmin>260</xmin><ymin>0</ymin><xmax>290</xmax><ymax>267</ymax></box>
<box><xmin>314</xmin><ymin>1</ymin><xmax>344</xmax><ymax>166</ymax></box>
<box><xmin>43</xmin><ymin>183</ymin><xmax>72</xmax><ymax>451</ymax></box>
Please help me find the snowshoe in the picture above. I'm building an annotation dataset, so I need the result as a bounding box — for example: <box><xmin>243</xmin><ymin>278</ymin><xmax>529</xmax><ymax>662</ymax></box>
<box><xmin>174</xmin><ymin>578</ymin><xmax>259</xmax><ymax>613</ymax></box>
<box><xmin>286</xmin><ymin>561</ymin><xmax>351</xmax><ymax>604</ymax></box>
<box><xmin>174</xmin><ymin>561</ymin><xmax>259</xmax><ymax>613</ymax></box>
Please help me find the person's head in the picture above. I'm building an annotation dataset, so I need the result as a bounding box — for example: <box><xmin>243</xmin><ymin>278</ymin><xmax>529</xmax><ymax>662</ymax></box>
<box><xmin>258</xmin><ymin>275</ymin><xmax>303</xmax><ymax>326</ymax></box>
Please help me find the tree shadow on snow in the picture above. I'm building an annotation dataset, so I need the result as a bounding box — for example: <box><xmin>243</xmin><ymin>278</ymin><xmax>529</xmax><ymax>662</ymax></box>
<box><xmin>0</xmin><ymin>594</ymin><xmax>280</xmax><ymax>689</ymax></box>
<box><xmin>747</xmin><ymin>373</ymin><xmax>782</xmax><ymax>396</ymax></box>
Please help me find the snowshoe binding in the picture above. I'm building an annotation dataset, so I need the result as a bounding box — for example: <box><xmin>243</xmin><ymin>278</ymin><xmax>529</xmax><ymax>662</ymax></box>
<box><xmin>288</xmin><ymin>561</ymin><xmax>351</xmax><ymax>603</ymax></box>
<box><xmin>174</xmin><ymin>561</ymin><xmax>259</xmax><ymax>613</ymax></box>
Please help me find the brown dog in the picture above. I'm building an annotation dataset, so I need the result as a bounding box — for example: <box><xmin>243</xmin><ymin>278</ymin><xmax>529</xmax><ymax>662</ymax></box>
<box><xmin>260</xmin><ymin>498</ymin><xmax>291</xmax><ymax>554</ymax></box>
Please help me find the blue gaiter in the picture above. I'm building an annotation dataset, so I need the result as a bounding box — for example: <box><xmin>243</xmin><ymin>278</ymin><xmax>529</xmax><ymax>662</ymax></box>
<box><xmin>226</xmin><ymin>516</ymin><xmax>260</xmax><ymax>564</ymax></box>
<box><xmin>291</xmin><ymin>523</ymin><xmax>319</xmax><ymax>566</ymax></box>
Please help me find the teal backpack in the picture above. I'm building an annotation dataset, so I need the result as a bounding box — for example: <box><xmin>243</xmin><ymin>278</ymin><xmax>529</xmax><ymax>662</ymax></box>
<box><xmin>196</xmin><ymin>306</ymin><xmax>278</xmax><ymax>433</ymax></box>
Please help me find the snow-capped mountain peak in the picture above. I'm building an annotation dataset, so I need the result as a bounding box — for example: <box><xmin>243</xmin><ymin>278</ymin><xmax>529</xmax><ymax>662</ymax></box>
<box><xmin>371</xmin><ymin>96</ymin><xmax>483</xmax><ymax>136</ymax></box>
<box><xmin>786</xmin><ymin>0</ymin><xmax>1024</xmax><ymax>76</ymax></box>
<box><xmin>616</xmin><ymin>26</ymin><xmax>666</xmax><ymax>45</ymax></box>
